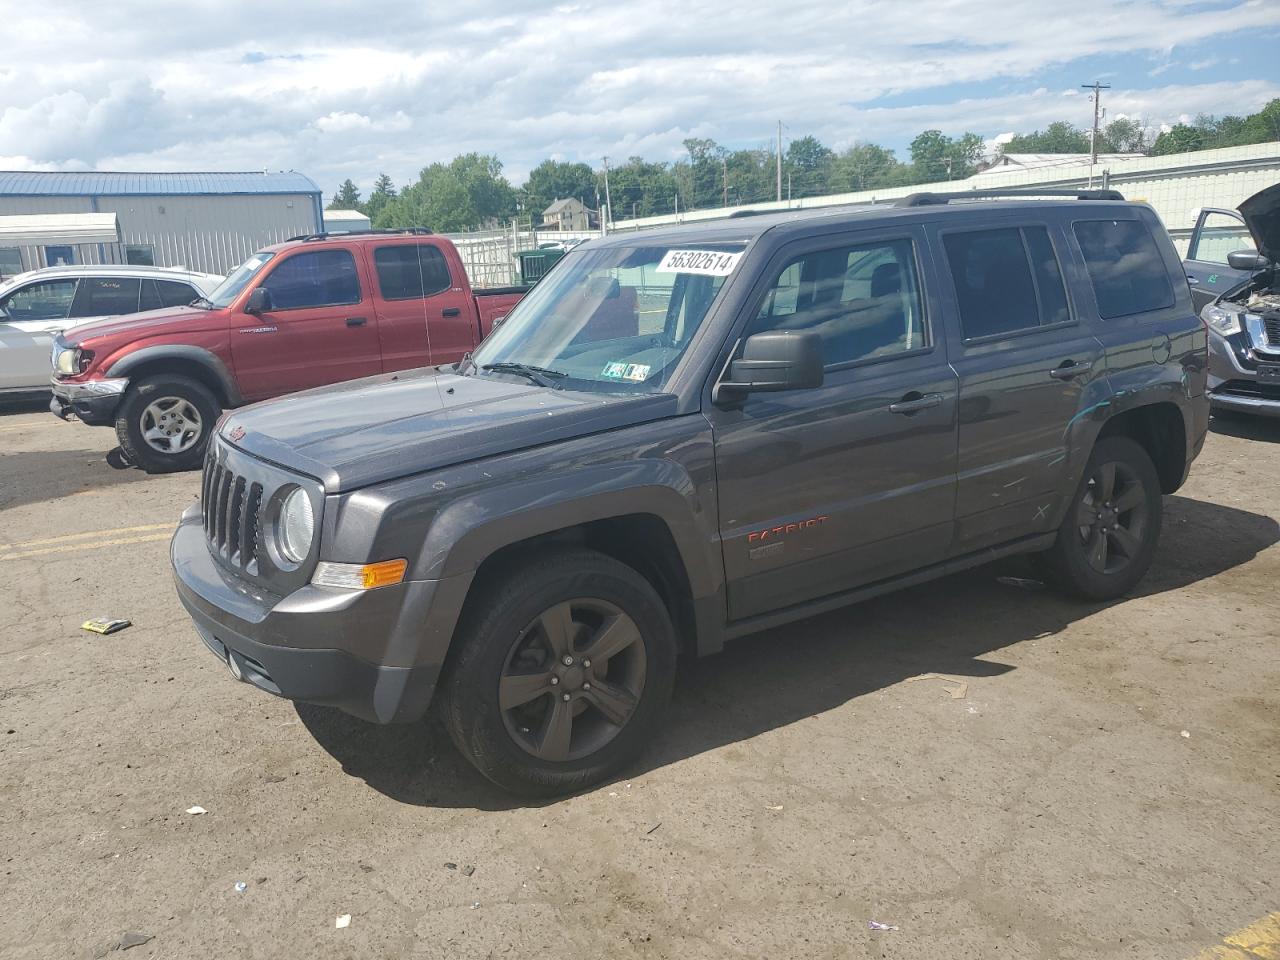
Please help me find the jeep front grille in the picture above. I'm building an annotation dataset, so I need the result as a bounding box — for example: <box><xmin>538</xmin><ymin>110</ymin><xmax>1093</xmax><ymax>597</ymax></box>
<box><xmin>202</xmin><ymin>457</ymin><xmax>263</xmax><ymax>573</ymax></box>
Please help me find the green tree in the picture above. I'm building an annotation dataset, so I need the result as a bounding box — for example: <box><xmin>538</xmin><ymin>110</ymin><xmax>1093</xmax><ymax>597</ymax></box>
<box><xmin>448</xmin><ymin>153</ymin><xmax>516</xmax><ymax>224</ymax></box>
<box><xmin>1102</xmin><ymin>117</ymin><xmax>1147</xmax><ymax>153</ymax></box>
<box><xmin>521</xmin><ymin>160</ymin><xmax>597</xmax><ymax>221</ymax></box>
<box><xmin>830</xmin><ymin>142</ymin><xmax>903</xmax><ymax>192</ymax></box>
<box><xmin>909</xmin><ymin>129</ymin><xmax>984</xmax><ymax>182</ymax></box>
<box><xmin>1150</xmin><ymin>123</ymin><xmax>1207</xmax><ymax>156</ymax></box>
<box><xmin>725</xmin><ymin>148</ymin><xmax>775</xmax><ymax>205</ymax></box>
<box><xmin>328</xmin><ymin>178</ymin><xmax>362</xmax><ymax>210</ymax></box>
<box><xmin>785</xmin><ymin>135</ymin><xmax>834</xmax><ymax>198</ymax></box>
<box><xmin>607</xmin><ymin>156</ymin><xmax>679</xmax><ymax>218</ymax></box>
<box><xmin>364</xmin><ymin>173</ymin><xmax>396</xmax><ymax>222</ymax></box>
<box><xmin>683</xmin><ymin>137</ymin><xmax>728</xmax><ymax>209</ymax></box>
<box><xmin>1002</xmin><ymin>121</ymin><xmax>1092</xmax><ymax>155</ymax></box>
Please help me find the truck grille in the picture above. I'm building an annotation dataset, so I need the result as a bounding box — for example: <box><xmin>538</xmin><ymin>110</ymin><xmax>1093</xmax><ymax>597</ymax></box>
<box><xmin>202</xmin><ymin>456</ymin><xmax>264</xmax><ymax>573</ymax></box>
<box><xmin>1264</xmin><ymin>315</ymin><xmax>1280</xmax><ymax>346</ymax></box>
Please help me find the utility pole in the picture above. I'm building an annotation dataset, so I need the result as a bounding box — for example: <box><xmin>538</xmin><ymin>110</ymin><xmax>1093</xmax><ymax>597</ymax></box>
<box><xmin>776</xmin><ymin>120</ymin><xmax>783</xmax><ymax>202</ymax></box>
<box><xmin>787</xmin><ymin>171</ymin><xmax>792</xmax><ymax>204</ymax></box>
<box><xmin>722</xmin><ymin>157</ymin><xmax>728</xmax><ymax>207</ymax></box>
<box><xmin>601</xmin><ymin>156</ymin><xmax>613</xmax><ymax>234</ymax></box>
<box><xmin>944</xmin><ymin>157</ymin><xmax>953</xmax><ymax>181</ymax></box>
<box><xmin>1082</xmin><ymin>80</ymin><xmax>1111</xmax><ymax>165</ymax></box>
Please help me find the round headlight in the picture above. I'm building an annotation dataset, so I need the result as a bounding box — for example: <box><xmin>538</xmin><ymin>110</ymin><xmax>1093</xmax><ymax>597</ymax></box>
<box><xmin>277</xmin><ymin>487</ymin><xmax>314</xmax><ymax>564</ymax></box>
<box><xmin>55</xmin><ymin>348</ymin><xmax>78</xmax><ymax>376</ymax></box>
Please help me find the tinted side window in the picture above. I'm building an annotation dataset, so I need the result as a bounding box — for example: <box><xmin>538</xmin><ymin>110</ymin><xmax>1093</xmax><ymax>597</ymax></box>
<box><xmin>261</xmin><ymin>250</ymin><xmax>361</xmax><ymax>310</ymax></box>
<box><xmin>749</xmin><ymin>238</ymin><xmax>926</xmax><ymax>366</ymax></box>
<box><xmin>1073</xmin><ymin>219</ymin><xmax>1174</xmax><ymax>319</ymax></box>
<box><xmin>374</xmin><ymin>245</ymin><xmax>451</xmax><ymax>300</ymax></box>
<box><xmin>944</xmin><ymin>226</ymin><xmax>1071</xmax><ymax>339</ymax></box>
<box><xmin>157</xmin><ymin>280</ymin><xmax>198</xmax><ymax>307</ymax></box>
<box><xmin>1</xmin><ymin>280</ymin><xmax>77</xmax><ymax>320</ymax></box>
<box><xmin>71</xmin><ymin>277</ymin><xmax>141</xmax><ymax>317</ymax></box>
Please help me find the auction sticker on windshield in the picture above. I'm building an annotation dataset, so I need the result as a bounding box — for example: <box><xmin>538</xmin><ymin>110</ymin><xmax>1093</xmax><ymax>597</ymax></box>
<box><xmin>656</xmin><ymin>249</ymin><xmax>743</xmax><ymax>276</ymax></box>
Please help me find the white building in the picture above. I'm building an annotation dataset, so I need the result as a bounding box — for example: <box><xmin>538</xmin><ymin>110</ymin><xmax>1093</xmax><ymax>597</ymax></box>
<box><xmin>322</xmin><ymin>208</ymin><xmax>372</xmax><ymax>233</ymax></box>
<box><xmin>0</xmin><ymin>170</ymin><xmax>323</xmax><ymax>277</ymax></box>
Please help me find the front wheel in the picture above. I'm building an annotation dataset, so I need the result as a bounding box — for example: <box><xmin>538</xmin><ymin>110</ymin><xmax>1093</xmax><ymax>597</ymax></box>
<box><xmin>1038</xmin><ymin>436</ymin><xmax>1163</xmax><ymax>601</ymax></box>
<box><xmin>114</xmin><ymin>374</ymin><xmax>220</xmax><ymax>473</ymax></box>
<box><xmin>437</xmin><ymin>548</ymin><xmax>678</xmax><ymax>797</ymax></box>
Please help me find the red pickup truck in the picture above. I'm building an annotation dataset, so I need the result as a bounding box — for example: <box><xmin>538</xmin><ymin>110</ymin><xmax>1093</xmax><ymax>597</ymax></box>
<box><xmin>51</xmin><ymin>229</ymin><xmax>527</xmax><ymax>472</ymax></box>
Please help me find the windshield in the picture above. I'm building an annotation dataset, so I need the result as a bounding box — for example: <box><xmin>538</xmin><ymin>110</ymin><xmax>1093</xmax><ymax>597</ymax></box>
<box><xmin>471</xmin><ymin>242</ymin><xmax>744</xmax><ymax>393</ymax></box>
<box><xmin>205</xmin><ymin>252</ymin><xmax>275</xmax><ymax>308</ymax></box>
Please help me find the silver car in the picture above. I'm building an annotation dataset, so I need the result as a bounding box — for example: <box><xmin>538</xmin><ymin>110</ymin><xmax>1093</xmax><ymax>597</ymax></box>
<box><xmin>0</xmin><ymin>264</ymin><xmax>222</xmax><ymax>395</ymax></box>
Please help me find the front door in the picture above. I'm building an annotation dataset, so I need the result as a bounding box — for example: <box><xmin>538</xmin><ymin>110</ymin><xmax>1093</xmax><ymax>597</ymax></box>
<box><xmin>933</xmin><ymin>221</ymin><xmax>1105</xmax><ymax>553</ymax></box>
<box><xmin>707</xmin><ymin>229</ymin><xmax>958</xmax><ymax>621</ymax></box>
<box><xmin>0</xmin><ymin>278</ymin><xmax>79</xmax><ymax>390</ymax></box>
<box><xmin>1183</xmin><ymin>207</ymin><xmax>1257</xmax><ymax>312</ymax></box>
<box><xmin>230</xmin><ymin>248</ymin><xmax>382</xmax><ymax>400</ymax></box>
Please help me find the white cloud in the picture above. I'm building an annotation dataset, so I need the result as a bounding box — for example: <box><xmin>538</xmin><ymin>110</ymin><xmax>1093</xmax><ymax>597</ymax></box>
<box><xmin>0</xmin><ymin>0</ymin><xmax>1276</xmax><ymax>193</ymax></box>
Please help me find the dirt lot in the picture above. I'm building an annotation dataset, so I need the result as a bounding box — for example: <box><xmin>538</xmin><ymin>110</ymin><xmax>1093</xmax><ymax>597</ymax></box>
<box><xmin>1</xmin><ymin>399</ymin><xmax>1277</xmax><ymax>960</ymax></box>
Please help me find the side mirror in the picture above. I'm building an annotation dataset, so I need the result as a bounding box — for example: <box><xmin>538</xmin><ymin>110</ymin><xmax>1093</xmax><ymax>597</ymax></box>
<box><xmin>714</xmin><ymin>330</ymin><xmax>823</xmax><ymax>404</ymax></box>
<box><xmin>244</xmin><ymin>287</ymin><xmax>272</xmax><ymax>315</ymax></box>
<box><xmin>1227</xmin><ymin>249</ymin><xmax>1267</xmax><ymax>272</ymax></box>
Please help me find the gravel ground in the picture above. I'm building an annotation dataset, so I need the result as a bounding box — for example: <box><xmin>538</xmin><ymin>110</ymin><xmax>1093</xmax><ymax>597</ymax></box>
<box><xmin>1</xmin><ymin>399</ymin><xmax>1277</xmax><ymax>960</ymax></box>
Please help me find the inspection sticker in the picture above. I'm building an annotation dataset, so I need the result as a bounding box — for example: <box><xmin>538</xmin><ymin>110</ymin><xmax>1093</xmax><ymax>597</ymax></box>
<box><xmin>655</xmin><ymin>249</ymin><xmax>742</xmax><ymax>276</ymax></box>
<box><xmin>601</xmin><ymin>361</ymin><xmax>628</xmax><ymax>379</ymax></box>
<box><xmin>623</xmin><ymin>363</ymin><xmax>651</xmax><ymax>382</ymax></box>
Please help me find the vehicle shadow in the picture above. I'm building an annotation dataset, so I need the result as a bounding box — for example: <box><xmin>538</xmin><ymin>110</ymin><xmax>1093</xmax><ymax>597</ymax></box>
<box><xmin>0</xmin><ymin>448</ymin><xmax>156</xmax><ymax>511</ymax></box>
<box><xmin>0</xmin><ymin>394</ymin><xmax>50</xmax><ymax>416</ymax></box>
<box><xmin>297</xmin><ymin>493</ymin><xmax>1279</xmax><ymax>811</ymax></box>
<box><xmin>1209</xmin><ymin>411</ymin><xmax>1280</xmax><ymax>443</ymax></box>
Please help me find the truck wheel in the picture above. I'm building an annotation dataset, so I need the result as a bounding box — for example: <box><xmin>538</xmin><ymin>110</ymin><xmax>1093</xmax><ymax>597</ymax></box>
<box><xmin>1039</xmin><ymin>436</ymin><xmax>1163</xmax><ymax>601</ymax></box>
<box><xmin>115</xmin><ymin>374</ymin><xmax>220</xmax><ymax>474</ymax></box>
<box><xmin>438</xmin><ymin>548</ymin><xmax>678</xmax><ymax>797</ymax></box>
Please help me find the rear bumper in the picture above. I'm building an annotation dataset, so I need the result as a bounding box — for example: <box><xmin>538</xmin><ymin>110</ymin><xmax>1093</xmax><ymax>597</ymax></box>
<box><xmin>50</xmin><ymin>377</ymin><xmax>128</xmax><ymax>425</ymax></box>
<box><xmin>170</xmin><ymin>506</ymin><xmax>444</xmax><ymax>724</ymax></box>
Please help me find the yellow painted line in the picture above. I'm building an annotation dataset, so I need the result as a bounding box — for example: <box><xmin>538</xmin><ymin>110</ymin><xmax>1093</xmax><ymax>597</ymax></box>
<box><xmin>0</xmin><ymin>522</ymin><xmax>173</xmax><ymax>552</ymax></box>
<box><xmin>0</xmin><ymin>532</ymin><xmax>172</xmax><ymax>562</ymax></box>
<box><xmin>1189</xmin><ymin>912</ymin><xmax>1280</xmax><ymax>959</ymax></box>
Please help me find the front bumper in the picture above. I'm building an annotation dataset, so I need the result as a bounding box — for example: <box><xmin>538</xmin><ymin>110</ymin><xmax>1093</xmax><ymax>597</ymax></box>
<box><xmin>50</xmin><ymin>377</ymin><xmax>128</xmax><ymax>425</ymax></box>
<box><xmin>170</xmin><ymin>505</ymin><xmax>446</xmax><ymax>724</ymax></box>
<box><xmin>1207</xmin><ymin>330</ymin><xmax>1280</xmax><ymax>418</ymax></box>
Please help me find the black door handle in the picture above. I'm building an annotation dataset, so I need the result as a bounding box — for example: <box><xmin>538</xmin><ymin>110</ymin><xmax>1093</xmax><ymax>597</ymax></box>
<box><xmin>346</xmin><ymin>316</ymin><xmax>367</xmax><ymax>327</ymax></box>
<box><xmin>1049</xmin><ymin>360</ymin><xmax>1092</xmax><ymax>380</ymax></box>
<box><xmin>442</xmin><ymin>307</ymin><xmax>461</xmax><ymax>318</ymax></box>
<box><xmin>889</xmin><ymin>392</ymin><xmax>943</xmax><ymax>415</ymax></box>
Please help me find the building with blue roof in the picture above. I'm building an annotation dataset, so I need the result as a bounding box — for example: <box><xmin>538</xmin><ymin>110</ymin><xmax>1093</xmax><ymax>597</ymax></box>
<box><xmin>0</xmin><ymin>170</ymin><xmax>323</xmax><ymax>277</ymax></box>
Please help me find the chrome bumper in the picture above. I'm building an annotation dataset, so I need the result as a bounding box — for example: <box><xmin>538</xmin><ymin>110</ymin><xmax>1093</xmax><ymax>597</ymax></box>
<box><xmin>49</xmin><ymin>377</ymin><xmax>129</xmax><ymax>423</ymax></box>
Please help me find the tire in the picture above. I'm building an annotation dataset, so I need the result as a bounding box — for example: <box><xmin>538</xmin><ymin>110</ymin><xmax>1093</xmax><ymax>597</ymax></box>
<box><xmin>1038</xmin><ymin>436</ymin><xmax>1163</xmax><ymax>601</ymax></box>
<box><xmin>114</xmin><ymin>374</ymin><xmax>221</xmax><ymax>474</ymax></box>
<box><xmin>437</xmin><ymin>547</ymin><xmax>678</xmax><ymax>797</ymax></box>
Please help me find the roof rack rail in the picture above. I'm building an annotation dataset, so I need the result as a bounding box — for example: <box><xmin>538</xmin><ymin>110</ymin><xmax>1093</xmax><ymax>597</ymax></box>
<box><xmin>285</xmin><ymin>227</ymin><xmax>434</xmax><ymax>242</ymax></box>
<box><xmin>895</xmin><ymin>188</ymin><xmax>1125</xmax><ymax>207</ymax></box>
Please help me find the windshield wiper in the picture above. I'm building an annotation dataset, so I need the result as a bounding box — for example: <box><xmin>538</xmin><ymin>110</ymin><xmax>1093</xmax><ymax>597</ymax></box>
<box><xmin>481</xmin><ymin>362</ymin><xmax>567</xmax><ymax>389</ymax></box>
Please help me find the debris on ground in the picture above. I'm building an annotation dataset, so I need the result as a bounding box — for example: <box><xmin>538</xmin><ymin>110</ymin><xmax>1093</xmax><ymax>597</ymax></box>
<box><xmin>444</xmin><ymin>862</ymin><xmax>457</xmax><ymax>870</ymax></box>
<box><xmin>1181</xmin><ymin>730</ymin><xmax>1192</xmax><ymax>738</ymax></box>
<box><xmin>470</xmin><ymin>902</ymin><xmax>481</xmax><ymax>910</ymax></box>
<box><xmin>905</xmin><ymin>673</ymin><xmax>969</xmax><ymax>700</ymax></box>
<box><xmin>868</xmin><ymin>920</ymin><xmax>900</xmax><ymax>931</ymax></box>
<box><xmin>766</xmin><ymin>804</ymin><xmax>784</xmax><ymax>811</ymax></box>
<box><xmin>335</xmin><ymin>914</ymin><xmax>351</xmax><ymax>929</ymax></box>
<box><xmin>185</xmin><ymin>806</ymin><xmax>207</xmax><ymax>815</ymax></box>
<box><xmin>233</xmin><ymin>881</ymin><xmax>247</xmax><ymax>892</ymax></box>
<box><xmin>81</xmin><ymin>618</ymin><xmax>132</xmax><ymax>635</ymax></box>
<box><xmin>91</xmin><ymin>931</ymin><xmax>155</xmax><ymax>956</ymax></box>
<box><xmin>645</xmin><ymin>823</ymin><xmax>662</xmax><ymax>835</ymax></box>
<box><xmin>996</xmin><ymin>576</ymin><xmax>1044</xmax><ymax>590</ymax></box>
<box><xmin>461</xmin><ymin>865</ymin><xmax>475</xmax><ymax>877</ymax></box>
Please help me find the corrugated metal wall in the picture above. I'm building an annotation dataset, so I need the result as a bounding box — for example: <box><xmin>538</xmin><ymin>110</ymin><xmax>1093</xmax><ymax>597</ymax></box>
<box><xmin>0</xmin><ymin>193</ymin><xmax>318</xmax><ymax>275</ymax></box>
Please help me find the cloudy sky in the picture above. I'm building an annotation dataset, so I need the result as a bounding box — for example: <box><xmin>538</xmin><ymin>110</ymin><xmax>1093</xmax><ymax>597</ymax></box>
<box><xmin>1</xmin><ymin>0</ymin><xmax>1278</xmax><ymax>197</ymax></box>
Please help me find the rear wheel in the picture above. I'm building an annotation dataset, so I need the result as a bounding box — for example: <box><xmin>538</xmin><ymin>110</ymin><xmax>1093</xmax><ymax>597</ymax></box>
<box><xmin>1039</xmin><ymin>436</ymin><xmax>1163</xmax><ymax>601</ymax></box>
<box><xmin>115</xmin><ymin>374</ymin><xmax>220</xmax><ymax>473</ymax></box>
<box><xmin>437</xmin><ymin>548</ymin><xmax>677</xmax><ymax>797</ymax></box>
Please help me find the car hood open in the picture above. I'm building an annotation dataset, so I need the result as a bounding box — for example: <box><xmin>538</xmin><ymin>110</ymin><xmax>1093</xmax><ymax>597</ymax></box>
<box><xmin>220</xmin><ymin>367</ymin><xmax>679</xmax><ymax>492</ymax></box>
<box><xmin>1239</xmin><ymin>182</ymin><xmax>1280</xmax><ymax>263</ymax></box>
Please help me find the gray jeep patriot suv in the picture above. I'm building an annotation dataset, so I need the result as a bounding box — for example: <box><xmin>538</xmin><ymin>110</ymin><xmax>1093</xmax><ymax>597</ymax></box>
<box><xmin>172</xmin><ymin>190</ymin><xmax>1209</xmax><ymax>796</ymax></box>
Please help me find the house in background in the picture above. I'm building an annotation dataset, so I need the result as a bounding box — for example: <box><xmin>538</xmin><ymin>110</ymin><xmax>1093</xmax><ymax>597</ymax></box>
<box><xmin>322</xmin><ymin>208</ymin><xmax>371</xmax><ymax>233</ymax></box>
<box><xmin>541</xmin><ymin>197</ymin><xmax>593</xmax><ymax>231</ymax></box>
<box><xmin>0</xmin><ymin>170</ymin><xmax>323</xmax><ymax>276</ymax></box>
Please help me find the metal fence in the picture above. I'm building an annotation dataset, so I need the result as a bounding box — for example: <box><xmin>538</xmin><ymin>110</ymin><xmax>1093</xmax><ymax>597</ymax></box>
<box><xmin>443</xmin><ymin>224</ymin><xmax>598</xmax><ymax>287</ymax></box>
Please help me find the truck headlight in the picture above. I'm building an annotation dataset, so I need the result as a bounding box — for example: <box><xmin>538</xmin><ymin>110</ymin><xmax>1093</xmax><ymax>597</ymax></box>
<box><xmin>276</xmin><ymin>486</ymin><xmax>314</xmax><ymax>564</ymax></box>
<box><xmin>1203</xmin><ymin>304</ymin><xmax>1242</xmax><ymax>337</ymax></box>
<box><xmin>55</xmin><ymin>348</ymin><xmax>79</xmax><ymax>375</ymax></box>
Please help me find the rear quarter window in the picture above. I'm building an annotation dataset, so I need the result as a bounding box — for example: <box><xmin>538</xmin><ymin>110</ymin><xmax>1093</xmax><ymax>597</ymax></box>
<box><xmin>1072</xmin><ymin>219</ymin><xmax>1174</xmax><ymax>319</ymax></box>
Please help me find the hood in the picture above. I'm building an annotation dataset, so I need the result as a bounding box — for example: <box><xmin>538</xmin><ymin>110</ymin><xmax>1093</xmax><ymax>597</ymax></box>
<box><xmin>64</xmin><ymin>305</ymin><xmax>219</xmax><ymax>344</ymax></box>
<box><xmin>1239</xmin><ymin>182</ymin><xmax>1280</xmax><ymax>262</ymax></box>
<box><xmin>221</xmin><ymin>367</ymin><xmax>679</xmax><ymax>492</ymax></box>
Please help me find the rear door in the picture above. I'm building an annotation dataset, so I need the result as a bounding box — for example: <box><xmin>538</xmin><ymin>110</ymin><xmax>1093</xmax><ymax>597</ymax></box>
<box><xmin>707</xmin><ymin>226</ymin><xmax>959</xmax><ymax>620</ymax></box>
<box><xmin>932</xmin><ymin>219</ymin><xmax>1105</xmax><ymax>555</ymax></box>
<box><xmin>369</xmin><ymin>241</ymin><xmax>474</xmax><ymax>370</ymax></box>
<box><xmin>1183</xmin><ymin>208</ymin><xmax>1257</xmax><ymax>312</ymax></box>
<box><xmin>229</xmin><ymin>247</ymin><xmax>381</xmax><ymax>400</ymax></box>
<box><xmin>67</xmin><ymin>275</ymin><xmax>142</xmax><ymax>329</ymax></box>
<box><xmin>0</xmin><ymin>278</ymin><xmax>79</xmax><ymax>390</ymax></box>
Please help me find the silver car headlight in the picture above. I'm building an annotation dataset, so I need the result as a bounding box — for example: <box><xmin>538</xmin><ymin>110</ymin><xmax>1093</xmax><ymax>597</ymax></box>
<box><xmin>1203</xmin><ymin>304</ymin><xmax>1242</xmax><ymax>337</ymax></box>
<box><xmin>55</xmin><ymin>347</ymin><xmax>79</xmax><ymax>376</ymax></box>
<box><xmin>276</xmin><ymin>486</ymin><xmax>315</xmax><ymax>564</ymax></box>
